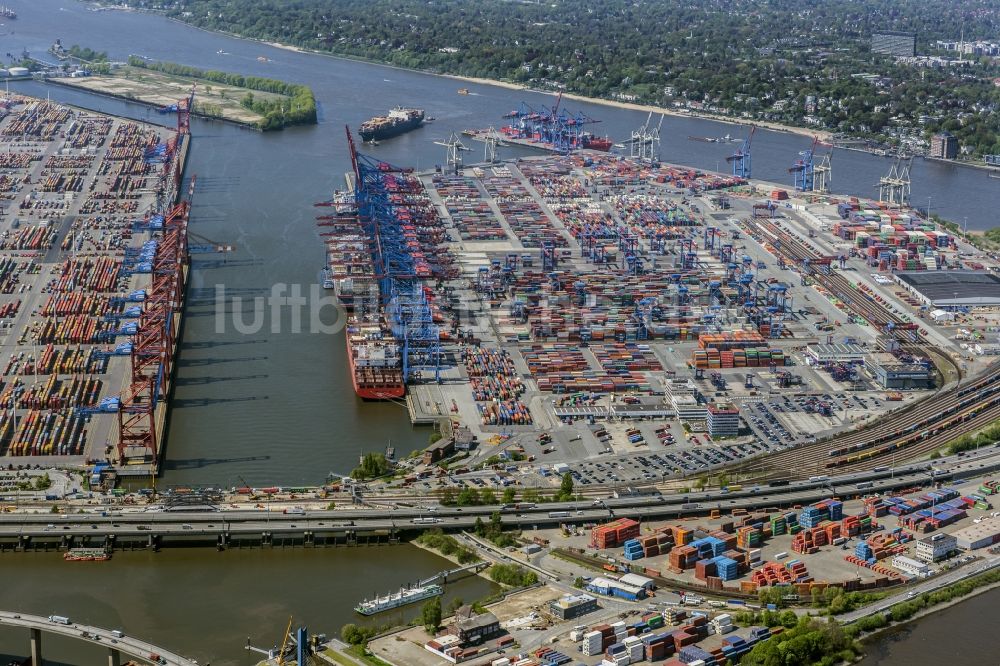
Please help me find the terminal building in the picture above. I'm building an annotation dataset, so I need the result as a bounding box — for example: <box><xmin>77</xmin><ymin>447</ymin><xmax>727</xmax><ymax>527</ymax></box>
<box><xmin>669</xmin><ymin>381</ymin><xmax>708</xmax><ymax>427</ymax></box>
<box><xmin>805</xmin><ymin>343</ymin><xmax>867</xmax><ymax>365</ymax></box>
<box><xmin>895</xmin><ymin>270</ymin><xmax>1000</xmax><ymax>309</ymax></box>
<box><xmin>864</xmin><ymin>353</ymin><xmax>933</xmax><ymax>390</ymax></box>
<box><xmin>915</xmin><ymin>533</ymin><xmax>957</xmax><ymax>563</ymax></box>
<box><xmin>548</xmin><ymin>593</ymin><xmax>599</xmax><ymax>620</ymax></box>
<box><xmin>707</xmin><ymin>402</ymin><xmax>741</xmax><ymax>437</ymax></box>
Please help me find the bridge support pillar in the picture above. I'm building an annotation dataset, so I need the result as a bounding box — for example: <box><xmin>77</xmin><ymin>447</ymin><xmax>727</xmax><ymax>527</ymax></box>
<box><xmin>29</xmin><ymin>628</ymin><xmax>41</xmax><ymax>666</ymax></box>
<box><xmin>108</xmin><ymin>647</ymin><xmax>122</xmax><ymax>666</ymax></box>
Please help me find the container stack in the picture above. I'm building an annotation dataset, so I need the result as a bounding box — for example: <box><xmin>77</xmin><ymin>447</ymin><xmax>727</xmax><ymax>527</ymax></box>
<box><xmin>641</xmin><ymin>631</ymin><xmax>675</xmax><ymax>661</ymax></box>
<box><xmin>582</xmin><ymin>630</ymin><xmax>604</xmax><ymax>656</ymax></box>
<box><xmin>736</xmin><ymin>526</ymin><xmax>762</xmax><ymax>549</ymax></box>
<box><xmin>591</xmin><ymin>518</ymin><xmax>641</xmax><ymax>549</ymax></box>
<box><xmin>751</xmin><ymin>562</ymin><xmax>793</xmax><ymax>587</ymax></box>
<box><xmin>791</xmin><ymin>526</ymin><xmax>829</xmax><ymax>554</ymax></box>
<box><xmin>622</xmin><ymin>539</ymin><xmax>645</xmax><ymax>561</ymax></box>
<box><xmin>978</xmin><ymin>479</ymin><xmax>999</xmax><ymax>495</ymax></box>
<box><xmin>667</xmin><ymin>545</ymin><xmax>699</xmax><ymax>571</ymax></box>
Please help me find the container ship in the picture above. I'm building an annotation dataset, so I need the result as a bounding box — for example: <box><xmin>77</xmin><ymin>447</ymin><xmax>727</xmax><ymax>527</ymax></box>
<box><xmin>355</xmin><ymin>583</ymin><xmax>443</xmax><ymax>615</ymax></box>
<box><xmin>345</xmin><ymin>314</ymin><xmax>405</xmax><ymax>400</ymax></box>
<box><xmin>64</xmin><ymin>548</ymin><xmax>111</xmax><ymax>562</ymax></box>
<box><xmin>319</xmin><ymin>201</ymin><xmax>379</xmax><ymax>309</ymax></box>
<box><xmin>358</xmin><ymin>107</ymin><xmax>425</xmax><ymax>143</ymax></box>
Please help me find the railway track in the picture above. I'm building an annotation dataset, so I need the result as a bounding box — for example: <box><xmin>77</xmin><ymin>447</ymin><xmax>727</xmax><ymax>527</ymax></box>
<box><xmin>745</xmin><ymin>216</ymin><xmax>920</xmax><ymax>337</ymax></box>
<box><xmin>735</xmin><ymin>215</ymin><xmax>1000</xmax><ymax>476</ymax></box>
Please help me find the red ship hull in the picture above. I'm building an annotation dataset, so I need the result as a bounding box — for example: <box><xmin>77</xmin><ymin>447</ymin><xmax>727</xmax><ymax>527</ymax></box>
<box><xmin>346</xmin><ymin>330</ymin><xmax>405</xmax><ymax>400</ymax></box>
<box><xmin>583</xmin><ymin>136</ymin><xmax>613</xmax><ymax>152</ymax></box>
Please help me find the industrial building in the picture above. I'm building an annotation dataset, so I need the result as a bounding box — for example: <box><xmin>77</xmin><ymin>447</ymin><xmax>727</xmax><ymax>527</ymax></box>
<box><xmin>672</xmin><ymin>395</ymin><xmax>708</xmax><ymax>424</ymax></box>
<box><xmin>895</xmin><ymin>270</ymin><xmax>1000</xmax><ymax>308</ymax></box>
<box><xmin>915</xmin><ymin>533</ymin><xmax>957</xmax><ymax>562</ymax></box>
<box><xmin>707</xmin><ymin>403</ymin><xmax>741</xmax><ymax>437</ymax></box>
<box><xmin>864</xmin><ymin>353</ymin><xmax>933</xmax><ymax>390</ymax></box>
<box><xmin>805</xmin><ymin>343</ymin><xmax>867</xmax><ymax>365</ymax></box>
<box><xmin>448</xmin><ymin>607</ymin><xmax>501</xmax><ymax>645</ymax></box>
<box><xmin>548</xmin><ymin>593</ymin><xmax>599</xmax><ymax>620</ymax></box>
<box><xmin>929</xmin><ymin>131</ymin><xmax>959</xmax><ymax>159</ymax></box>
<box><xmin>953</xmin><ymin>516</ymin><xmax>1000</xmax><ymax>550</ymax></box>
<box><xmin>618</xmin><ymin>573</ymin><xmax>656</xmax><ymax>591</ymax></box>
<box><xmin>871</xmin><ymin>31</ymin><xmax>916</xmax><ymax>57</ymax></box>
<box><xmin>891</xmin><ymin>555</ymin><xmax>930</xmax><ymax>577</ymax></box>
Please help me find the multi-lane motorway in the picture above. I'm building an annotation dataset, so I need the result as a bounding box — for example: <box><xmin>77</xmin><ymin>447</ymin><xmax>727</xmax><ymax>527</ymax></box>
<box><xmin>4</xmin><ymin>448</ymin><xmax>999</xmax><ymax>546</ymax></box>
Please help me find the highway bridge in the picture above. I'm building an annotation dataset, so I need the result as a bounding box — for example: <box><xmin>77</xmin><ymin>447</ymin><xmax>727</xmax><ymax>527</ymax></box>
<box><xmin>0</xmin><ymin>610</ymin><xmax>198</xmax><ymax>666</ymax></box>
<box><xmin>3</xmin><ymin>449</ymin><xmax>999</xmax><ymax>551</ymax></box>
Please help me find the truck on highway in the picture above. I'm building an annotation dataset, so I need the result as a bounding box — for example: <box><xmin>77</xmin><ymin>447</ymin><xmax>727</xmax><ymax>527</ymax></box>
<box><xmin>48</xmin><ymin>615</ymin><xmax>71</xmax><ymax>625</ymax></box>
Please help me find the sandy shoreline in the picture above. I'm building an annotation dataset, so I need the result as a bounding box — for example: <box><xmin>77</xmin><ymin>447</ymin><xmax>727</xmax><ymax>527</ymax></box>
<box><xmin>266</xmin><ymin>39</ymin><xmax>830</xmax><ymax>141</ymax></box>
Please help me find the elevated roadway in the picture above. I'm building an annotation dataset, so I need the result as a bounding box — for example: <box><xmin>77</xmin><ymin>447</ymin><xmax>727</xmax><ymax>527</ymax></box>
<box><xmin>2</xmin><ymin>449</ymin><xmax>998</xmax><ymax>548</ymax></box>
<box><xmin>0</xmin><ymin>610</ymin><xmax>198</xmax><ymax>666</ymax></box>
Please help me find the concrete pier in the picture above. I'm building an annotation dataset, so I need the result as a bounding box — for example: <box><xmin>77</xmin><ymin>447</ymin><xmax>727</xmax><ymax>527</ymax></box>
<box><xmin>29</xmin><ymin>628</ymin><xmax>41</xmax><ymax>666</ymax></box>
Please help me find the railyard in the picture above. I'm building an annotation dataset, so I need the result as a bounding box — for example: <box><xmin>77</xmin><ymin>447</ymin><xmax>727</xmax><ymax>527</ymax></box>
<box><xmin>0</xmin><ymin>92</ymin><xmax>190</xmax><ymax>477</ymax></box>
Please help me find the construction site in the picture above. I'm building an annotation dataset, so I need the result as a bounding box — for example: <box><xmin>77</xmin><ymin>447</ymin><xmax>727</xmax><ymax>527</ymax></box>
<box><xmin>0</xmin><ymin>90</ymin><xmax>196</xmax><ymax>479</ymax></box>
<box><xmin>323</xmin><ymin>111</ymin><xmax>1000</xmax><ymax>494</ymax></box>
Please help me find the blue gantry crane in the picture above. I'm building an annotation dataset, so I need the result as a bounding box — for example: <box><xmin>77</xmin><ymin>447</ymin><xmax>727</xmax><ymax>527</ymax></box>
<box><xmin>789</xmin><ymin>136</ymin><xmax>819</xmax><ymax>191</ymax></box>
<box><xmin>726</xmin><ymin>126</ymin><xmax>756</xmax><ymax>179</ymax></box>
<box><xmin>347</xmin><ymin>127</ymin><xmax>442</xmax><ymax>384</ymax></box>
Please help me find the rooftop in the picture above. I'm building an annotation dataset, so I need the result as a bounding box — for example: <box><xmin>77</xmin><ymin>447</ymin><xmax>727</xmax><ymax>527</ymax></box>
<box><xmin>896</xmin><ymin>270</ymin><xmax>1000</xmax><ymax>306</ymax></box>
<box><xmin>952</xmin><ymin>515</ymin><xmax>1000</xmax><ymax>543</ymax></box>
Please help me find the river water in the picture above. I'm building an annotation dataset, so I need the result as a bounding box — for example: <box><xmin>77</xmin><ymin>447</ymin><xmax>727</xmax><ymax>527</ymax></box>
<box><xmin>856</xmin><ymin>586</ymin><xmax>1000</xmax><ymax>666</ymax></box>
<box><xmin>1</xmin><ymin>0</ymin><xmax>999</xmax><ymax>663</ymax></box>
<box><xmin>0</xmin><ymin>546</ymin><xmax>499</xmax><ymax>665</ymax></box>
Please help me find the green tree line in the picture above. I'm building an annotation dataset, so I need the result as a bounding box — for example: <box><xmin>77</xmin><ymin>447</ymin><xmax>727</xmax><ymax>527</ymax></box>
<box><xmin>126</xmin><ymin>56</ymin><xmax>317</xmax><ymax>130</ymax></box>
<box><xmin>133</xmin><ymin>0</ymin><xmax>1000</xmax><ymax>155</ymax></box>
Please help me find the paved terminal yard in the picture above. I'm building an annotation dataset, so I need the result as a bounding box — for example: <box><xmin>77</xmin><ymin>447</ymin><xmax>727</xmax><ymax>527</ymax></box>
<box><xmin>390</xmin><ymin>148</ymin><xmax>1000</xmax><ymax>493</ymax></box>
<box><xmin>0</xmin><ymin>93</ymin><xmax>185</xmax><ymax>474</ymax></box>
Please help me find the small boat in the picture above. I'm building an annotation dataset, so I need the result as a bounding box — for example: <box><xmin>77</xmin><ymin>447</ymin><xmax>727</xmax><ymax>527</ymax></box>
<box><xmin>457</xmin><ymin>88</ymin><xmax>470</xmax><ymax>95</ymax></box>
<box><xmin>424</xmin><ymin>116</ymin><xmax>436</xmax><ymax>123</ymax></box>
<box><xmin>257</xmin><ymin>56</ymin><xmax>269</xmax><ymax>63</ymax></box>
<box><xmin>64</xmin><ymin>548</ymin><xmax>110</xmax><ymax>562</ymax></box>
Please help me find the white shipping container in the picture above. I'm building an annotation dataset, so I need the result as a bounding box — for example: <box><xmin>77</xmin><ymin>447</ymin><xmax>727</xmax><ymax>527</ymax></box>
<box><xmin>491</xmin><ymin>659</ymin><xmax>511</xmax><ymax>666</ymax></box>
